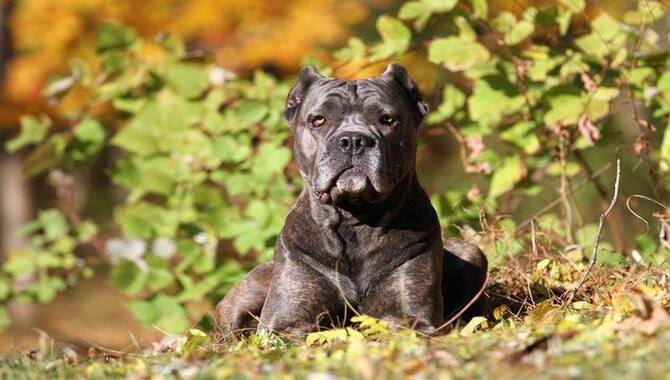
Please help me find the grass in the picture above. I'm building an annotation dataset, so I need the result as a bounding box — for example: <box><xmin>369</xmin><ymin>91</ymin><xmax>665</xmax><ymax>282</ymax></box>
<box><xmin>2</xmin><ymin>254</ymin><xmax>669</xmax><ymax>380</ymax></box>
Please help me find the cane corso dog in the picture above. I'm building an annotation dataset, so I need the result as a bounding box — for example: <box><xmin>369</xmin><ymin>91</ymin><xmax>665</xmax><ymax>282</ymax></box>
<box><xmin>215</xmin><ymin>64</ymin><xmax>487</xmax><ymax>337</ymax></box>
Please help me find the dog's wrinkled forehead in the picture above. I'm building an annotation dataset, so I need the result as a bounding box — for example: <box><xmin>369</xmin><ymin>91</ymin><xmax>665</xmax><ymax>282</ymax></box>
<box><xmin>284</xmin><ymin>64</ymin><xmax>428</xmax><ymax>127</ymax></box>
<box><xmin>301</xmin><ymin>78</ymin><xmax>407</xmax><ymax>117</ymax></box>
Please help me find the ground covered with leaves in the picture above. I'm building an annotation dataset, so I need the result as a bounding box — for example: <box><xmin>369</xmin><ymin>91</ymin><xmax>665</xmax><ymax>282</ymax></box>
<box><xmin>2</xmin><ymin>256</ymin><xmax>669</xmax><ymax>380</ymax></box>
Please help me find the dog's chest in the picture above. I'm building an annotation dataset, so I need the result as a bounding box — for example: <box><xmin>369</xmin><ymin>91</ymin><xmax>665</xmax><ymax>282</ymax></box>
<box><xmin>333</xmin><ymin>222</ymin><xmax>421</xmax><ymax>278</ymax></box>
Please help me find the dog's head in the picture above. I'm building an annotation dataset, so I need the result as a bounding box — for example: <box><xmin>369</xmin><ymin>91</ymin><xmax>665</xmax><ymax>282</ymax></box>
<box><xmin>284</xmin><ymin>64</ymin><xmax>428</xmax><ymax>205</ymax></box>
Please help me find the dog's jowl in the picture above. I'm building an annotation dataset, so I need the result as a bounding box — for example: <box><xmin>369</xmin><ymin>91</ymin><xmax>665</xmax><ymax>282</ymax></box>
<box><xmin>215</xmin><ymin>64</ymin><xmax>487</xmax><ymax>337</ymax></box>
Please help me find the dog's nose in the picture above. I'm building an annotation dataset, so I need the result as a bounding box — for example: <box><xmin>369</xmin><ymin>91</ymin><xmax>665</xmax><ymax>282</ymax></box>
<box><xmin>337</xmin><ymin>132</ymin><xmax>376</xmax><ymax>155</ymax></box>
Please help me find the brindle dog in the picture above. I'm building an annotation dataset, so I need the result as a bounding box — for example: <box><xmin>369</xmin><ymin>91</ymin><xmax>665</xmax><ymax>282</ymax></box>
<box><xmin>215</xmin><ymin>64</ymin><xmax>487</xmax><ymax>337</ymax></box>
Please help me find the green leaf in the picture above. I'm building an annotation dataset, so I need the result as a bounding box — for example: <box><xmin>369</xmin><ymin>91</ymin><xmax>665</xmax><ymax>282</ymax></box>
<box><xmin>128</xmin><ymin>295</ymin><xmax>189</xmax><ymax>334</ymax></box>
<box><xmin>428</xmin><ymin>37</ymin><xmax>490</xmax><ymax>71</ymax></box>
<box><xmin>96</xmin><ymin>22</ymin><xmax>137</xmax><ymax>53</ymax></box>
<box><xmin>111</xmin><ymin>157</ymin><xmax>142</xmax><ymax>189</ymax></box>
<box><xmin>110</xmin><ymin>260</ymin><xmax>147</xmax><ymax>295</ymax></box>
<box><xmin>471</xmin><ymin>0</ymin><xmax>488</xmax><ymax>19</ymax></box>
<box><xmin>138</xmin><ymin>156</ymin><xmax>188</xmax><ymax>195</ymax></box>
<box><xmin>251</xmin><ymin>143</ymin><xmax>292</xmax><ymax>181</ymax></box>
<box><xmin>543</xmin><ymin>87</ymin><xmax>583</xmax><ymax>126</ymax></box>
<box><xmin>116</xmin><ymin>203</ymin><xmax>179</xmax><ymax>238</ymax></box>
<box><xmin>398</xmin><ymin>2</ymin><xmax>429</xmax><ymax>20</ymax></box>
<box><xmin>505</xmin><ymin>20</ymin><xmax>534</xmax><ymax>45</ymax></box>
<box><xmin>112</xmin><ymin>92</ymin><xmax>203</xmax><ymax>156</ymax></box>
<box><xmin>3</xmin><ymin>254</ymin><xmax>34</xmax><ymax>277</ymax></box>
<box><xmin>586</xmin><ymin>87</ymin><xmax>619</xmax><ymax>122</ymax></box>
<box><xmin>500</xmin><ymin>121</ymin><xmax>540</xmax><ymax>154</ymax></box>
<box><xmin>559</xmin><ymin>0</ymin><xmax>585</xmax><ymax>12</ymax></box>
<box><xmin>591</xmin><ymin>13</ymin><xmax>621</xmax><ymax>41</ymax></box>
<box><xmin>147</xmin><ymin>267</ymin><xmax>174</xmax><ymax>292</ymax></box>
<box><xmin>334</xmin><ymin>38</ymin><xmax>366</xmax><ymax>62</ymax></box>
<box><xmin>212</xmin><ymin>135</ymin><xmax>251</xmax><ymax>163</ymax></box>
<box><xmin>177</xmin><ymin>274</ymin><xmax>219</xmax><ymax>301</ymax></box>
<box><xmin>658</xmin><ymin>72</ymin><xmax>670</xmax><ymax>94</ymax></box>
<box><xmin>486</xmin><ymin>155</ymin><xmax>526</xmax><ymax>205</ymax></box>
<box><xmin>575</xmin><ymin>33</ymin><xmax>609</xmax><ymax>58</ymax></box>
<box><xmin>399</xmin><ymin>0</ymin><xmax>457</xmax><ymax>21</ymax></box>
<box><xmin>557</xmin><ymin>9</ymin><xmax>572</xmax><ymax>35</ymax></box>
<box><xmin>235</xmin><ymin>100</ymin><xmax>269</xmax><ymax>127</ymax></box>
<box><xmin>468</xmin><ymin>75</ymin><xmax>523</xmax><ymax>127</ymax></box>
<box><xmin>624</xmin><ymin>1</ymin><xmax>663</xmax><ymax>25</ymax></box>
<box><xmin>559</xmin><ymin>52</ymin><xmax>588</xmax><ymax>80</ymax></box>
<box><xmin>111</xmin><ymin>123</ymin><xmax>160</xmax><ymax>157</ymax></box>
<box><xmin>38</xmin><ymin>209</ymin><xmax>69</xmax><ymax>240</ymax></box>
<box><xmin>492</xmin><ymin>12</ymin><xmax>517</xmax><ymax>33</ymax></box>
<box><xmin>546</xmin><ymin>161</ymin><xmax>580</xmax><ymax>177</ymax></box>
<box><xmin>158</xmin><ymin>34</ymin><xmax>186</xmax><ymax>57</ymax></box>
<box><xmin>575</xmin><ymin>13</ymin><xmax>620</xmax><ymax>59</ymax></box>
<box><xmin>71</xmin><ymin>118</ymin><xmax>106</xmax><ymax>161</ymax></box>
<box><xmin>660</xmin><ymin>120</ymin><xmax>670</xmax><ymax>172</ymax></box>
<box><xmin>163</xmin><ymin>62</ymin><xmax>210</xmax><ymax>98</ymax></box>
<box><xmin>577</xmin><ymin>224</ymin><xmax>619</xmax><ymax>267</ymax></box>
<box><xmin>183</xmin><ymin>329</ymin><xmax>210</xmax><ymax>355</ymax></box>
<box><xmin>493</xmin><ymin>8</ymin><xmax>537</xmax><ymax>45</ymax></box>
<box><xmin>422</xmin><ymin>0</ymin><xmax>457</xmax><ymax>13</ymax></box>
<box><xmin>369</xmin><ymin>16</ymin><xmax>412</xmax><ymax>61</ymax></box>
<box><xmin>5</xmin><ymin>116</ymin><xmax>50</xmax><ymax>153</ymax></box>
<box><xmin>28</xmin><ymin>277</ymin><xmax>66</xmax><ymax>303</ymax></box>
<box><xmin>73</xmin><ymin>118</ymin><xmax>105</xmax><ymax>145</ymax></box>
<box><xmin>172</xmin><ymin>130</ymin><xmax>213</xmax><ymax>164</ymax></box>
<box><xmin>426</xmin><ymin>85</ymin><xmax>465</xmax><ymax>124</ymax></box>
<box><xmin>454</xmin><ymin>16</ymin><xmax>476</xmax><ymax>42</ymax></box>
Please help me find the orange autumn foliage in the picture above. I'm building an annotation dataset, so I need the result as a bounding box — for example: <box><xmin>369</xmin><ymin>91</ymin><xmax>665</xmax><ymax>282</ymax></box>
<box><xmin>1</xmin><ymin>0</ymin><xmax>377</xmax><ymax>128</ymax></box>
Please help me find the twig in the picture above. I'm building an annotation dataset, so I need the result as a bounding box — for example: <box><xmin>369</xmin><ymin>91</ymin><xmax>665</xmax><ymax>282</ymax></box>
<box><xmin>564</xmin><ymin>159</ymin><xmax>621</xmax><ymax>306</ymax></box>
<box><xmin>574</xmin><ymin>150</ymin><xmax>626</xmax><ymax>251</ymax></box>
<box><xmin>625</xmin><ymin>194</ymin><xmax>668</xmax><ymax>232</ymax></box>
<box><xmin>516</xmin><ymin>162</ymin><xmax>613</xmax><ymax>232</ymax></box>
<box><xmin>435</xmin><ymin>272</ymin><xmax>489</xmax><ymax>333</ymax></box>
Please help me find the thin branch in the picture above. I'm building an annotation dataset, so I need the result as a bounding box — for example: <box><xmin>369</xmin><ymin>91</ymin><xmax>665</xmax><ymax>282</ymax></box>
<box><xmin>516</xmin><ymin>162</ymin><xmax>613</xmax><ymax>233</ymax></box>
<box><xmin>625</xmin><ymin>194</ymin><xmax>668</xmax><ymax>232</ymax></box>
<box><xmin>564</xmin><ymin>159</ymin><xmax>621</xmax><ymax>306</ymax></box>
<box><xmin>574</xmin><ymin>150</ymin><xmax>626</xmax><ymax>251</ymax></box>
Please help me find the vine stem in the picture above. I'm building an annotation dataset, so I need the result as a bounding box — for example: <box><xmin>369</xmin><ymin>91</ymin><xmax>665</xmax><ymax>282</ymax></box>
<box><xmin>564</xmin><ymin>159</ymin><xmax>621</xmax><ymax>306</ymax></box>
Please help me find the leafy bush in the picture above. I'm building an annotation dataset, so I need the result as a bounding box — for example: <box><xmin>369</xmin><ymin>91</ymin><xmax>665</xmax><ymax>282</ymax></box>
<box><xmin>1</xmin><ymin>23</ymin><xmax>297</xmax><ymax>332</ymax></box>
<box><xmin>3</xmin><ymin>0</ymin><xmax>670</xmax><ymax>333</ymax></box>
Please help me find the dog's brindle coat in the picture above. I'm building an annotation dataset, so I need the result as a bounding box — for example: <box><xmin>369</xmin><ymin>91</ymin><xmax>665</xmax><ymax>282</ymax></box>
<box><xmin>215</xmin><ymin>64</ymin><xmax>487</xmax><ymax>337</ymax></box>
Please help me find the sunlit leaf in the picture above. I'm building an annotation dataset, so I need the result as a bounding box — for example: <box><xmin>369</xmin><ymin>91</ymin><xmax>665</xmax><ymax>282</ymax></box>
<box><xmin>369</xmin><ymin>16</ymin><xmax>412</xmax><ymax>60</ymax></box>
<box><xmin>5</xmin><ymin>116</ymin><xmax>51</xmax><ymax>153</ymax></box>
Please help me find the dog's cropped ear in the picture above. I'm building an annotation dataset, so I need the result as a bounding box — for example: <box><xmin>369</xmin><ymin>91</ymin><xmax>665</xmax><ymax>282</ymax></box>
<box><xmin>284</xmin><ymin>66</ymin><xmax>325</xmax><ymax>125</ymax></box>
<box><xmin>381</xmin><ymin>63</ymin><xmax>429</xmax><ymax>124</ymax></box>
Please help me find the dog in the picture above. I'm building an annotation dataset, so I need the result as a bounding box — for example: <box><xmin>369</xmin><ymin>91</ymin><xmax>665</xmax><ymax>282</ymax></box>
<box><xmin>215</xmin><ymin>64</ymin><xmax>487</xmax><ymax>338</ymax></box>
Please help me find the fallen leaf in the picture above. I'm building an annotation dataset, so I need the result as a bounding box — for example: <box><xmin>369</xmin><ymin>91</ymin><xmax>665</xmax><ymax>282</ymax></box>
<box><xmin>460</xmin><ymin>316</ymin><xmax>489</xmax><ymax>336</ymax></box>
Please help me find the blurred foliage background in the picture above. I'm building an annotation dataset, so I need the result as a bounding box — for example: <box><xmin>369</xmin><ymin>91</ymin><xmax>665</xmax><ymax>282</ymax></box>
<box><xmin>1</xmin><ymin>0</ymin><xmax>670</xmax><ymax>353</ymax></box>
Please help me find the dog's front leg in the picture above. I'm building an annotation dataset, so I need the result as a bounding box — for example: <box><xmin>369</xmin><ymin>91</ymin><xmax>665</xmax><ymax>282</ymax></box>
<box><xmin>258</xmin><ymin>252</ymin><xmax>345</xmax><ymax>337</ymax></box>
<box><xmin>215</xmin><ymin>260</ymin><xmax>274</xmax><ymax>339</ymax></box>
<box><xmin>360</xmin><ymin>251</ymin><xmax>443</xmax><ymax>335</ymax></box>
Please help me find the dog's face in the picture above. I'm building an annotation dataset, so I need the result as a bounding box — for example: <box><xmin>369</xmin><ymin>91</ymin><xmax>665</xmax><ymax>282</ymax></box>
<box><xmin>284</xmin><ymin>64</ymin><xmax>428</xmax><ymax>205</ymax></box>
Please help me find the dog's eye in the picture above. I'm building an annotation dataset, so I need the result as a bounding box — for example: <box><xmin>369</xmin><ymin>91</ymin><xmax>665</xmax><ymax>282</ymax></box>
<box><xmin>310</xmin><ymin>115</ymin><xmax>326</xmax><ymax>128</ymax></box>
<box><xmin>380</xmin><ymin>115</ymin><xmax>398</xmax><ymax>126</ymax></box>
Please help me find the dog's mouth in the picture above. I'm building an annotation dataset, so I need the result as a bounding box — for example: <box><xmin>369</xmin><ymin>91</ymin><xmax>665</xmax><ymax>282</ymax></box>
<box><xmin>315</xmin><ymin>167</ymin><xmax>376</xmax><ymax>205</ymax></box>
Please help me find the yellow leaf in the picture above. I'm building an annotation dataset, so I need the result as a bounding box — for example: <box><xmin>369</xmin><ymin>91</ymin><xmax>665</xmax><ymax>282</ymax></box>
<box><xmin>460</xmin><ymin>316</ymin><xmax>489</xmax><ymax>336</ymax></box>
<box><xmin>493</xmin><ymin>304</ymin><xmax>510</xmax><ymax>320</ymax></box>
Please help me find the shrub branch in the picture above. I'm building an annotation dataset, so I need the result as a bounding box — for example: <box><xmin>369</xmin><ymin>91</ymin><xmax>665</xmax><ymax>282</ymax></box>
<box><xmin>564</xmin><ymin>159</ymin><xmax>621</xmax><ymax>306</ymax></box>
